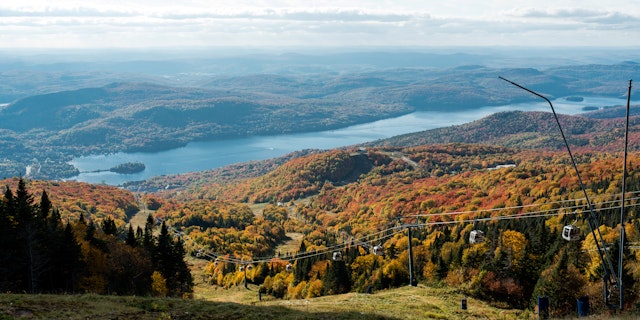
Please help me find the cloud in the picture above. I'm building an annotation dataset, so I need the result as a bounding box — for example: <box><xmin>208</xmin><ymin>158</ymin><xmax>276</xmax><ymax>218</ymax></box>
<box><xmin>509</xmin><ymin>8</ymin><xmax>640</xmax><ymax>27</ymax></box>
<box><xmin>0</xmin><ymin>2</ymin><xmax>639</xmax><ymax>48</ymax></box>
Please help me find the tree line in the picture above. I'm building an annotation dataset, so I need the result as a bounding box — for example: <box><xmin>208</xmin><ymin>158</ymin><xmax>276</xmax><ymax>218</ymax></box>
<box><xmin>0</xmin><ymin>179</ymin><xmax>192</xmax><ymax>296</ymax></box>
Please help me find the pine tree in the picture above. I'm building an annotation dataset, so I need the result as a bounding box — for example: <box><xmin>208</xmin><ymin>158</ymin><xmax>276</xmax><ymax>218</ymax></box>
<box><xmin>173</xmin><ymin>237</ymin><xmax>193</xmax><ymax>295</ymax></box>
<box><xmin>155</xmin><ymin>222</ymin><xmax>177</xmax><ymax>293</ymax></box>
<box><xmin>45</xmin><ymin>222</ymin><xmax>83</xmax><ymax>292</ymax></box>
<box><xmin>126</xmin><ymin>225</ymin><xmax>137</xmax><ymax>247</ymax></box>
<box><xmin>293</xmin><ymin>239</ymin><xmax>310</xmax><ymax>284</ymax></box>
<box><xmin>38</xmin><ymin>190</ymin><xmax>51</xmax><ymax>228</ymax></box>
<box><xmin>0</xmin><ymin>185</ymin><xmax>19</xmax><ymax>291</ymax></box>
<box><xmin>101</xmin><ymin>216</ymin><xmax>118</xmax><ymax>236</ymax></box>
<box><xmin>152</xmin><ymin>222</ymin><xmax>193</xmax><ymax>296</ymax></box>
<box><xmin>15</xmin><ymin>178</ymin><xmax>34</xmax><ymax>224</ymax></box>
<box><xmin>143</xmin><ymin>214</ymin><xmax>155</xmax><ymax>254</ymax></box>
<box><xmin>14</xmin><ymin>179</ymin><xmax>48</xmax><ymax>293</ymax></box>
<box><xmin>322</xmin><ymin>260</ymin><xmax>351</xmax><ymax>295</ymax></box>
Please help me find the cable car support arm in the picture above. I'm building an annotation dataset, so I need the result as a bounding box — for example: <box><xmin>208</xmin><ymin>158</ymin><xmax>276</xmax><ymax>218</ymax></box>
<box><xmin>499</xmin><ymin>76</ymin><xmax>619</xmax><ymax>306</ymax></box>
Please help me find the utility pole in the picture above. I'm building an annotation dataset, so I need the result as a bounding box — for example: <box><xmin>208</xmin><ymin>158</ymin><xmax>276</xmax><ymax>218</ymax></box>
<box><xmin>619</xmin><ymin>79</ymin><xmax>633</xmax><ymax>310</ymax></box>
<box><xmin>244</xmin><ymin>263</ymin><xmax>248</xmax><ymax>289</ymax></box>
<box><xmin>407</xmin><ymin>224</ymin><xmax>416</xmax><ymax>286</ymax></box>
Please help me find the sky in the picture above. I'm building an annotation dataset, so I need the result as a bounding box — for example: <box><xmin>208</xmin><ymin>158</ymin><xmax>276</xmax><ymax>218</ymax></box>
<box><xmin>1</xmin><ymin>0</ymin><xmax>639</xmax><ymax>49</ymax></box>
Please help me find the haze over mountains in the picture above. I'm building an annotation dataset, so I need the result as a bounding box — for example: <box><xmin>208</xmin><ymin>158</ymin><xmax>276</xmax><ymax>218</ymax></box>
<box><xmin>0</xmin><ymin>48</ymin><xmax>638</xmax><ymax>181</ymax></box>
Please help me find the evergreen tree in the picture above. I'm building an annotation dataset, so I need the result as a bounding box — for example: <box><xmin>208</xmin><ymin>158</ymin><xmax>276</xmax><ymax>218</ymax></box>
<box><xmin>46</xmin><ymin>222</ymin><xmax>83</xmax><ymax>292</ymax></box>
<box><xmin>155</xmin><ymin>222</ymin><xmax>177</xmax><ymax>293</ymax></box>
<box><xmin>14</xmin><ymin>179</ymin><xmax>47</xmax><ymax>293</ymax></box>
<box><xmin>387</xmin><ymin>242</ymin><xmax>398</xmax><ymax>259</ymax></box>
<box><xmin>154</xmin><ymin>222</ymin><xmax>193</xmax><ymax>296</ymax></box>
<box><xmin>173</xmin><ymin>237</ymin><xmax>194</xmax><ymax>295</ymax></box>
<box><xmin>0</xmin><ymin>185</ymin><xmax>19</xmax><ymax>292</ymax></box>
<box><xmin>143</xmin><ymin>214</ymin><xmax>155</xmax><ymax>254</ymax></box>
<box><xmin>38</xmin><ymin>190</ymin><xmax>52</xmax><ymax>228</ymax></box>
<box><xmin>101</xmin><ymin>216</ymin><xmax>118</xmax><ymax>236</ymax></box>
<box><xmin>126</xmin><ymin>225</ymin><xmax>137</xmax><ymax>247</ymax></box>
<box><xmin>531</xmin><ymin>248</ymin><xmax>585</xmax><ymax>314</ymax></box>
<box><xmin>322</xmin><ymin>260</ymin><xmax>351</xmax><ymax>295</ymax></box>
<box><xmin>293</xmin><ymin>239</ymin><xmax>310</xmax><ymax>284</ymax></box>
<box><xmin>15</xmin><ymin>178</ymin><xmax>34</xmax><ymax>224</ymax></box>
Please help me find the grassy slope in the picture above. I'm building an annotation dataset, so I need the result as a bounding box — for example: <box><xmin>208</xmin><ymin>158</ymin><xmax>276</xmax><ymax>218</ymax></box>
<box><xmin>2</xmin><ymin>256</ymin><xmax>636</xmax><ymax>319</ymax></box>
<box><xmin>2</xmin><ymin>258</ymin><xmax>524</xmax><ymax>319</ymax></box>
<box><xmin>0</xmin><ymin>286</ymin><xmax>528</xmax><ymax>320</ymax></box>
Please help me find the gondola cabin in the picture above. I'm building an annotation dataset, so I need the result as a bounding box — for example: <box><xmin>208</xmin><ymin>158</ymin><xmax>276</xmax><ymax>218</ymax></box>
<box><xmin>469</xmin><ymin>230</ymin><xmax>485</xmax><ymax>244</ymax></box>
<box><xmin>373</xmin><ymin>245</ymin><xmax>384</xmax><ymax>256</ymax></box>
<box><xmin>332</xmin><ymin>251</ymin><xmax>343</xmax><ymax>261</ymax></box>
<box><xmin>562</xmin><ymin>225</ymin><xmax>581</xmax><ymax>241</ymax></box>
<box><xmin>239</xmin><ymin>266</ymin><xmax>245</xmax><ymax>272</ymax></box>
<box><xmin>286</xmin><ymin>263</ymin><xmax>293</xmax><ymax>272</ymax></box>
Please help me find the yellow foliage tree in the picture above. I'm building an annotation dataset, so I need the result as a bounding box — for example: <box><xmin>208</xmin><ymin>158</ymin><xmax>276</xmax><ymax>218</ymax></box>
<box><xmin>151</xmin><ymin>271</ymin><xmax>168</xmax><ymax>297</ymax></box>
<box><xmin>582</xmin><ymin>224</ymin><xmax>617</xmax><ymax>279</ymax></box>
<box><xmin>495</xmin><ymin>230</ymin><xmax>527</xmax><ymax>271</ymax></box>
<box><xmin>382</xmin><ymin>259</ymin><xmax>408</xmax><ymax>287</ymax></box>
<box><xmin>462</xmin><ymin>242</ymin><xmax>488</xmax><ymax>268</ymax></box>
<box><xmin>288</xmin><ymin>280</ymin><xmax>306</xmax><ymax>299</ymax></box>
<box><xmin>306</xmin><ymin>279</ymin><xmax>324</xmax><ymax>298</ymax></box>
<box><xmin>422</xmin><ymin>261</ymin><xmax>439</xmax><ymax>283</ymax></box>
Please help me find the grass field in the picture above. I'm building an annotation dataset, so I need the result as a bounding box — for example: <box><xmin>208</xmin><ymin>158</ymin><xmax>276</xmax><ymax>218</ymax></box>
<box><xmin>5</xmin><ymin>277</ymin><xmax>640</xmax><ymax>319</ymax></box>
<box><xmin>0</xmin><ymin>285</ymin><xmax>529</xmax><ymax>320</ymax></box>
<box><xmin>3</xmin><ymin>256</ymin><xmax>528</xmax><ymax>320</ymax></box>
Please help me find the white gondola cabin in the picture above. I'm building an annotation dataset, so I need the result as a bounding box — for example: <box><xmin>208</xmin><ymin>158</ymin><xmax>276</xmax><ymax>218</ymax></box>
<box><xmin>214</xmin><ymin>258</ymin><xmax>219</xmax><ymax>266</ymax></box>
<box><xmin>469</xmin><ymin>230</ymin><xmax>485</xmax><ymax>244</ymax></box>
<box><xmin>285</xmin><ymin>263</ymin><xmax>293</xmax><ymax>272</ymax></box>
<box><xmin>372</xmin><ymin>245</ymin><xmax>384</xmax><ymax>256</ymax></box>
<box><xmin>332</xmin><ymin>251</ymin><xmax>343</xmax><ymax>261</ymax></box>
<box><xmin>562</xmin><ymin>225</ymin><xmax>581</xmax><ymax>241</ymax></box>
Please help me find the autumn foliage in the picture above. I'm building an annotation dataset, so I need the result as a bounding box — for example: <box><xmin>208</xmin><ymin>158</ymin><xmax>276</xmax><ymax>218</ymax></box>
<box><xmin>5</xmin><ymin>138</ymin><xmax>640</xmax><ymax>317</ymax></box>
<box><xmin>157</xmin><ymin>143</ymin><xmax>640</xmax><ymax>317</ymax></box>
<box><xmin>0</xmin><ymin>179</ymin><xmax>192</xmax><ymax>297</ymax></box>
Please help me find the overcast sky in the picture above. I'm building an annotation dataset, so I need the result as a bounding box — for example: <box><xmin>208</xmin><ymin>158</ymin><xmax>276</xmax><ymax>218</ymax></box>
<box><xmin>1</xmin><ymin>0</ymin><xmax>639</xmax><ymax>49</ymax></box>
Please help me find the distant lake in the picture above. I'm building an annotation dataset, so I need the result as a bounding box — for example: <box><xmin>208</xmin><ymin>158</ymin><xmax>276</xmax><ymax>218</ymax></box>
<box><xmin>68</xmin><ymin>96</ymin><xmax>627</xmax><ymax>185</ymax></box>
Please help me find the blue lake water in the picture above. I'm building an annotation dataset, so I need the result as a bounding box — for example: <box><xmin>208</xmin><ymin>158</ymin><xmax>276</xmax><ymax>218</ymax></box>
<box><xmin>68</xmin><ymin>96</ymin><xmax>628</xmax><ymax>185</ymax></box>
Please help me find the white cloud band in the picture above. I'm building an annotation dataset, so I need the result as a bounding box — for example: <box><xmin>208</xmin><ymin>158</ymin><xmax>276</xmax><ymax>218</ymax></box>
<box><xmin>0</xmin><ymin>2</ymin><xmax>638</xmax><ymax>48</ymax></box>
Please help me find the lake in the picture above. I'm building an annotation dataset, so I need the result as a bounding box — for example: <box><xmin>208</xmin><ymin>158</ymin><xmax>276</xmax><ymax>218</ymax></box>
<box><xmin>68</xmin><ymin>96</ymin><xmax>627</xmax><ymax>185</ymax></box>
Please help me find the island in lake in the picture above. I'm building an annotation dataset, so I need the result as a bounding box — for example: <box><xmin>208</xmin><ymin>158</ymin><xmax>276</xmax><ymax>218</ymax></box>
<box><xmin>109</xmin><ymin>162</ymin><xmax>146</xmax><ymax>174</ymax></box>
<box><xmin>565</xmin><ymin>96</ymin><xmax>584</xmax><ymax>102</ymax></box>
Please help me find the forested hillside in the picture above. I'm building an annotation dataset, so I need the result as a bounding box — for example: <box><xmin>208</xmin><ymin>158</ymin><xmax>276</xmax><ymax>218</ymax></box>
<box><xmin>1</xmin><ymin>178</ymin><xmax>138</xmax><ymax>224</ymax></box>
<box><xmin>0</xmin><ymin>179</ymin><xmax>192</xmax><ymax>296</ymax></box>
<box><xmin>369</xmin><ymin>110</ymin><xmax>640</xmax><ymax>152</ymax></box>
<box><xmin>4</xmin><ymin>118</ymin><xmax>640</xmax><ymax>317</ymax></box>
<box><xmin>135</xmin><ymin>139</ymin><xmax>640</xmax><ymax>316</ymax></box>
<box><xmin>0</xmin><ymin>62</ymin><xmax>638</xmax><ymax>180</ymax></box>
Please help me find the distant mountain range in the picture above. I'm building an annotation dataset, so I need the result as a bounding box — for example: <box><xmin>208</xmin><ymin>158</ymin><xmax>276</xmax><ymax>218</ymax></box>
<box><xmin>0</xmin><ymin>59</ymin><xmax>638</xmax><ymax>180</ymax></box>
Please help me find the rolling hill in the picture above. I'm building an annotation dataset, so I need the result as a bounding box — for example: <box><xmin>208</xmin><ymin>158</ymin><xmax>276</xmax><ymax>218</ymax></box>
<box><xmin>365</xmin><ymin>109</ymin><xmax>640</xmax><ymax>152</ymax></box>
<box><xmin>0</xmin><ymin>61</ymin><xmax>638</xmax><ymax>180</ymax></box>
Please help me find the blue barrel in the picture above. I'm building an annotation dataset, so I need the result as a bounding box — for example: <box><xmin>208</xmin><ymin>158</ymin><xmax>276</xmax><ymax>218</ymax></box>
<box><xmin>538</xmin><ymin>296</ymin><xmax>549</xmax><ymax>319</ymax></box>
<box><xmin>577</xmin><ymin>296</ymin><xmax>589</xmax><ymax>317</ymax></box>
